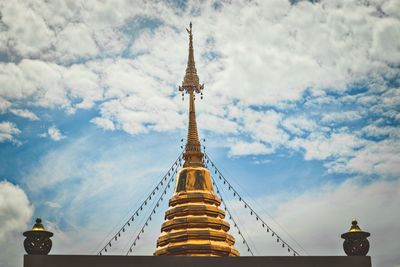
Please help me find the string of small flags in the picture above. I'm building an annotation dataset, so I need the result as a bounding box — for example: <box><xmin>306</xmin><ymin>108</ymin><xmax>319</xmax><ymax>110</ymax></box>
<box><xmin>210</xmin><ymin>175</ymin><xmax>254</xmax><ymax>256</ymax></box>
<box><xmin>126</xmin><ymin>168</ymin><xmax>177</xmax><ymax>255</ymax></box>
<box><xmin>97</xmin><ymin>152</ymin><xmax>183</xmax><ymax>256</ymax></box>
<box><xmin>204</xmin><ymin>153</ymin><xmax>300</xmax><ymax>256</ymax></box>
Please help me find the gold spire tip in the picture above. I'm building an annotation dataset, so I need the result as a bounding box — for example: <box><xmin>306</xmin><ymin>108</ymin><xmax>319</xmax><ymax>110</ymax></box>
<box><xmin>179</xmin><ymin>22</ymin><xmax>204</xmax><ymax>95</ymax></box>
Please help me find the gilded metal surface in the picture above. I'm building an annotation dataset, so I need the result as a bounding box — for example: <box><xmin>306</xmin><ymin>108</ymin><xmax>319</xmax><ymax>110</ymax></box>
<box><xmin>154</xmin><ymin>23</ymin><xmax>238</xmax><ymax>256</ymax></box>
<box><xmin>182</xmin><ymin>77</ymin><xmax>203</xmax><ymax>167</ymax></box>
<box><xmin>180</xmin><ymin>22</ymin><xmax>203</xmax><ymax>94</ymax></box>
<box><xmin>179</xmin><ymin>22</ymin><xmax>204</xmax><ymax>168</ymax></box>
<box><xmin>154</xmin><ymin>167</ymin><xmax>239</xmax><ymax>256</ymax></box>
<box><xmin>349</xmin><ymin>221</ymin><xmax>362</xmax><ymax>232</ymax></box>
<box><xmin>31</xmin><ymin>218</ymin><xmax>46</xmax><ymax>231</ymax></box>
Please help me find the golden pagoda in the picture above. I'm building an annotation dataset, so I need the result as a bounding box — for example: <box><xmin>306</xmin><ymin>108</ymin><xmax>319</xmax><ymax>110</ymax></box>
<box><xmin>154</xmin><ymin>23</ymin><xmax>239</xmax><ymax>256</ymax></box>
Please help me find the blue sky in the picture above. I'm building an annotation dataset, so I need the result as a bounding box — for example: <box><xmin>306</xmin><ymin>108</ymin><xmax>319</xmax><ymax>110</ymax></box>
<box><xmin>0</xmin><ymin>0</ymin><xmax>400</xmax><ymax>266</ymax></box>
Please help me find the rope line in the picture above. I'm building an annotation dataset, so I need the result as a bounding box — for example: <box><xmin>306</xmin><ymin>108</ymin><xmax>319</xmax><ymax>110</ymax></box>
<box><xmin>205</xmin><ymin>153</ymin><xmax>309</xmax><ymax>255</ymax></box>
<box><xmin>121</xmin><ymin>187</ymin><xmax>160</xmax><ymax>254</ymax></box>
<box><xmin>210</xmin><ymin>166</ymin><xmax>260</xmax><ymax>255</ymax></box>
<box><xmin>126</xmin><ymin>168</ymin><xmax>177</xmax><ymax>255</ymax></box>
<box><xmin>204</xmin><ymin>153</ymin><xmax>300</xmax><ymax>256</ymax></box>
<box><xmin>97</xmin><ymin>152</ymin><xmax>183</xmax><ymax>255</ymax></box>
<box><xmin>210</xmin><ymin>174</ymin><xmax>254</xmax><ymax>256</ymax></box>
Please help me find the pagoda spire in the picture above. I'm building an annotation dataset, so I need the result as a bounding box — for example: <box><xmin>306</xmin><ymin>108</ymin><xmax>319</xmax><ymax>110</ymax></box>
<box><xmin>179</xmin><ymin>22</ymin><xmax>204</xmax><ymax>168</ymax></box>
<box><xmin>154</xmin><ymin>23</ymin><xmax>239</xmax><ymax>256</ymax></box>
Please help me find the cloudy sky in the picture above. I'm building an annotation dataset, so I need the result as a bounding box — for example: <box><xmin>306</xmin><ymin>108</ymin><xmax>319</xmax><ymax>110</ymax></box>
<box><xmin>0</xmin><ymin>0</ymin><xmax>399</xmax><ymax>266</ymax></box>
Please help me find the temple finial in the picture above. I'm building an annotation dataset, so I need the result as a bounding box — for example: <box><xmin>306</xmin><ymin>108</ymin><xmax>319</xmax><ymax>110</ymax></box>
<box><xmin>179</xmin><ymin>23</ymin><xmax>204</xmax><ymax>167</ymax></box>
<box><xmin>179</xmin><ymin>22</ymin><xmax>204</xmax><ymax>94</ymax></box>
<box><xmin>186</xmin><ymin>21</ymin><xmax>192</xmax><ymax>35</ymax></box>
<box><xmin>154</xmin><ymin>22</ymin><xmax>238</xmax><ymax>257</ymax></box>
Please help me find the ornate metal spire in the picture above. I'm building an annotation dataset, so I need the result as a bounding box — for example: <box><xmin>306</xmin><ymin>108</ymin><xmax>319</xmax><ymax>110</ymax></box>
<box><xmin>179</xmin><ymin>22</ymin><xmax>204</xmax><ymax>168</ymax></box>
<box><xmin>154</xmin><ymin>23</ymin><xmax>238</xmax><ymax>256</ymax></box>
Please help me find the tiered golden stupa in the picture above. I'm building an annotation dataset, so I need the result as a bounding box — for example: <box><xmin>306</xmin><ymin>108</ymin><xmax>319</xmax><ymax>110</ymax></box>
<box><xmin>154</xmin><ymin>23</ymin><xmax>239</xmax><ymax>256</ymax></box>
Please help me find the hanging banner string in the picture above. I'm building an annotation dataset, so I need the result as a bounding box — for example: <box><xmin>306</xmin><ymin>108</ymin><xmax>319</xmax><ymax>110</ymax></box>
<box><xmin>204</xmin><ymin>152</ymin><xmax>308</xmax><ymax>256</ymax></box>
<box><xmin>97</xmin><ymin>152</ymin><xmax>183</xmax><ymax>256</ymax></box>
<box><xmin>204</xmin><ymin>153</ymin><xmax>300</xmax><ymax>256</ymax></box>
<box><xmin>210</xmin><ymin>174</ymin><xmax>254</xmax><ymax>256</ymax></box>
<box><xmin>126</xmin><ymin>167</ymin><xmax>178</xmax><ymax>255</ymax></box>
<box><xmin>120</xmin><ymin>187</ymin><xmax>159</xmax><ymax>255</ymax></box>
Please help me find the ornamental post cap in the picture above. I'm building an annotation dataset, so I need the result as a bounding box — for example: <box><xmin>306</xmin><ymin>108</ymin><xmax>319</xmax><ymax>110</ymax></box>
<box><xmin>341</xmin><ymin>219</ymin><xmax>370</xmax><ymax>238</ymax></box>
<box><xmin>23</xmin><ymin>217</ymin><xmax>53</xmax><ymax>255</ymax></box>
<box><xmin>349</xmin><ymin>219</ymin><xmax>362</xmax><ymax>232</ymax></box>
<box><xmin>31</xmin><ymin>218</ymin><xmax>45</xmax><ymax>231</ymax></box>
<box><xmin>341</xmin><ymin>219</ymin><xmax>370</xmax><ymax>256</ymax></box>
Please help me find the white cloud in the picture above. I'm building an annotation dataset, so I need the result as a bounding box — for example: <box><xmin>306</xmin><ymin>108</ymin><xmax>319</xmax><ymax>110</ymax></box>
<box><xmin>234</xmin><ymin>109</ymin><xmax>289</xmax><ymax>151</ymax></box>
<box><xmin>45</xmin><ymin>201</ymin><xmax>62</xmax><ymax>209</ymax></box>
<box><xmin>0</xmin><ymin>0</ymin><xmax>398</xmax><ymax>153</ymax></box>
<box><xmin>229</xmin><ymin>140</ymin><xmax>274</xmax><ymax>157</ymax></box>
<box><xmin>381</xmin><ymin>0</ymin><xmax>400</xmax><ymax>20</ymax></box>
<box><xmin>269</xmin><ymin>178</ymin><xmax>400</xmax><ymax>267</ymax></box>
<box><xmin>17</xmin><ymin>130</ymin><xmax>400</xmax><ymax>266</ymax></box>
<box><xmin>0</xmin><ymin>121</ymin><xmax>21</xmax><ymax>143</ymax></box>
<box><xmin>0</xmin><ymin>1</ymin><xmax>54</xmax><ymax>56</ymax></box>
<box><xmin>90</xmin><ymin>117</ymin><xmax>115</xmax><ymax>131</ymax></box>
<box><xmin>0</xmin><ymin>2</ymin><xmax>398</xmax><ymax>266</ymax></box>
<box><xmin>93</xmin><ymin>27</ymin><xmax>128</xmax><ymax>55</ymax></box>
<box><xmin>93</xmin><ymin>89</ymin><xmax>183</xmax><ymax>134</ymax></box>
<box><xmin>336</xmin><ymin>139</ymin><xmax>400</xmax><ymax>176</ymax></box>
<box><xmin>53</xmin><ymin>23</ymin><xmax>99</xmax><ymax>61</ymax></box>
<box><xmin>38</xmin><ymin>168</ymin><xmax>399</xmax><ymax>266</ymax></box>
<box><xmin>381</xmin><ymin>87</ymin><xmax>400</xmax><ymax>108</ymax></box>
<box><xmin>0</xmin><ymin>181</ymin><xmax>33</xmax><ymax>267</ymax></box>
<box><xmin>43</xmin><ymin>221</ymin><xmax>98</xmax><ymax>255</ymax></box>
<box><xmin>0</xmin><ymin>181</ymin><xmax>33</xmax><ymax>238</ymax></box>
<box><xmin>1</xmin><ymin>0</ymin><xmax>398</xmax><ymax>113</ymax></box>
<box><xmin>198</xmin><ymin>114</ymin><xmax>237</xmax><ymax>134</ymax></box>
<box><xmin>371</xmin><ymin>17</ymin><xmax>400</xmax><ymax>64</ymax></box>
<box><xmin>21</xmin><ymin>133</ymin><xmax>181</xmax><ymax>255</ymax></box>
<box><xmin>26</xmin><ymin>138</ymin><xmax>85</xmax><ymax>192</ymax></box>
<box><xmin>63</xmin><ymin>64</ymin><xmax>102</xmax><ymax>109</ymax></box>
<box><xmin>281</xmin><ymin>116</ymin><xmax>318</xmax><ymax>136</ymax></box>
<box><xmin>0</xmin><ymin>60</ymin><xmax>67</xmax><ymax>108</ymax></box>
<box><xmin>289</xmin><ymin>130</ymin><xmax>365</xmax><ymax>161</ymax></box>
<box><xmin>0</xmin><ymin>97</ymin><xmax>11</xmax><ymax>113</ymax></box>
<box><xmin>0</xmin><ymin>0</ymin><xmax>398</xmax><ymax>179</ymax></box>
<box><xmin>206</xmin><ymin>0</ymin><xmax>398</xmax><ymax>105</ymax></box>
<box><xmin>209</xmin><ymin>177</ymin><xmax>400</xmax><ymax>266</ymax></box>
<box><xmin>47</xmin><ymin>126</ymin><xmax>66</xmax><ymax>141</ymax></box>
<box><xmin>361</xmin><ymin>124</ymin><xmax>398</xmax><ymax>138</ymax></box>
<box><xmin>0</xmin><ymin>59</ymin><xmax>103</xmax><ymax>110</ymax></box>
<box><xmin>40</xmin><ymin>126</ymin><xmax>66</xmax><ymax>141</ymax></box>
<box><xmin>9</xmin><ymin>108</ymin><xmax>39</xmax><ymax>121</ymax></box>
<box><xmin>320</xmin><ymin>111</ymin><xmax>363</xmax><ymax>124</ymax></box>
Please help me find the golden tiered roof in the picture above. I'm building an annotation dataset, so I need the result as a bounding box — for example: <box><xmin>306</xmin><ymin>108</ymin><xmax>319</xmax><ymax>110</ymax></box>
<box><xmin>154</xmin><ymin>23</ymin><xmax>239</xmax><ymax>256</ymax></box>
